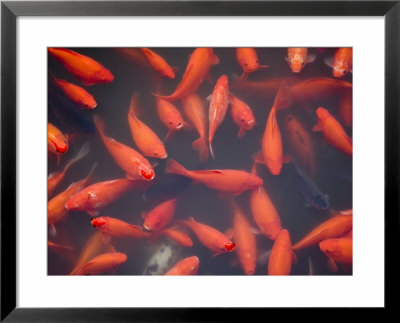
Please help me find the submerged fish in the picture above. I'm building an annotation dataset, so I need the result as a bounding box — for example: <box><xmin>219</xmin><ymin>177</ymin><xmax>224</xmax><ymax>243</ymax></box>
<box><xmin>236</xmin><ymin>48</ymin><xmax>269</xmax><ymax>80</ymax></box>
<box><xmin>286</xmin><ymin>48</ymin><xmax>315</xmax><ymax>73</ymax></box>
<box><xmin>142</xmin><ymin>174</ymin><xmax>192</xmax><ymax>202</ymax></box>
<box><xmin>142</xmin><ymin>239</ymin><xmax>182</xmax><ymax>275</ymax></box>
<box><xmin>165</xmin><ymin>256</ymin><xmax>200</xmax><ymax>275</ymax></box>
<box><xmin>293</xmin><ymin>160</ymin><xmax>329</xmax><ymax>210</ymax></box>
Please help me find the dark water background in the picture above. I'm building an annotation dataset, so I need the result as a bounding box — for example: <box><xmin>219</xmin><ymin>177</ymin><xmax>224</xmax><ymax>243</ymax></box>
<box><xmin>48</xmin><ymin>47</ymin><xmax>352</xmax><ymax>275</ymax></box>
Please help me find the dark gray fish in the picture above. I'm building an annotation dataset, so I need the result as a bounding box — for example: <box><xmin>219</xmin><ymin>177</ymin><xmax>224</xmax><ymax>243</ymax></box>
<box><xmin>142</xmin><ymin>240</ymin><xmax>182</xmax><ymax>275</ymax></box>
<box><xmin>293</xmin><ymin>161</ymin><xmax>329</xmax><ymax>210</ymax></box>
<box><xmin>49</xmin><ymin>82</ymin><xmax>95</xmax><ymax>133</ymax></box>
<box><xmin>142</xmin><ymin>174</ymin><xmax>192</xmax><ymax>202</ymax></box>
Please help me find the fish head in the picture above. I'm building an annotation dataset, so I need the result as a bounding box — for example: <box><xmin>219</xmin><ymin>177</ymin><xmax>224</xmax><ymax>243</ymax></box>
<box><xmin>315</xmin><ymin>107</ymin><xmax>330</xmax><ymax>121</ymax></box>
<box><xmin>240</xmin><ymin>112</ymin><xmax>256</xmax><ymax>131</ymax></box>
<box><xmin>91</xmin><ymin>216</ymin><xmax>106</xmax><ymax>227</ymax></box>
<box><xmin>140</xmin><ymin>166</ymin><xmax>155</xmax><ymax>181</ymax></box>
<box><xmin>288</xmin><ymin>56</ymin><xmax>306</xmax><ymax>73</ymax></box>
<box><xmin>319</xmin><ymin>239</ymin><xmax>340</xmax><ymax>258</ymax></box>
<box><xmin>64</xmin><ymin>196</ymin><xmax>80</xmax><ymax>211</ymax></box>
<box><xmin>333</xmin><ymin>60</ymin><xmax>351</xmax><ymax>78</ymax></box>
<box><xmin>143</xmin><ymin>214</ymin><xmax>161</xmax><ymax>231</ymax></box>
<box><xmin>224</xmin><ymin>241</ymin><xmax>237</xmax><ymax>252</ymax></box>
<box><xmin>94</xmin><ymin>69</ymin><xmax>114</xmax><ymax>84</ymax></box>
<box><xmin>314</xmin><ymin>194</ymin><xmax>329</xmax><ymax>210</ymax></box>
<box><xmin>81</xmin><ymin>95</ymin><xmax>98</xmax><ymax>110</ymax></box>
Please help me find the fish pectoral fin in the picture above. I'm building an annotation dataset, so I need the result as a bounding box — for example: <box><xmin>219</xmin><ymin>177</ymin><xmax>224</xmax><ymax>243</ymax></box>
<box><xmin>284</xmin><ymin>56</ymin><xmax>289</xmax><ymax>62</ymax></box>
<box><xmin>312</xmin><ymin>124</ymin><xmax>322</xmax><ymax>132</ymax></box>
<box><xmin>87</xmin><ymin>210</ymin><xmax>100</xmax><ymax>217</ymax></box>
<box><xmin>212</xmin><ymin>54</ymin><xmax>220</xmax><ymax>65</ymax></box>
<box><xmin>101</xmin><ymin>233</ymin><xmax>112</xmax><ymax>245</ymax></box>
<box><xmin>306</xmin><ymin>53</ymin><xmax>316</xmax><ymax>63</ymax></box>
<box><xmin>49</xmin><ymin>224</ymin><xmax>57</xmax><ymax>237</ymax></box>
<box><xmin>252</xmin><ymin>152</ymin><xmax>264</xmax><ymax>164</ymax></box>
<box><xmin>238</xmin><ymin>127</ymin><xmax>245</xmax><ymax>138</ymax></box>
<box><xmin>324</xmin><ymin>56</ymin><xmax>334</xmax><ymax>69</ymax></box>
<box><xmin>291</xmin><ymin>251</ymin><xmax>298</xmax><ymax>265</ymax></box>
<box><xmin>140</xmin><ymin>210</ymin><xmax>148</xmax><ymax>220</ymax></box>
<box><xmin>224</xmin><ymin>228</ymin><xmax>234</xmax><ymax>240</ymax></box>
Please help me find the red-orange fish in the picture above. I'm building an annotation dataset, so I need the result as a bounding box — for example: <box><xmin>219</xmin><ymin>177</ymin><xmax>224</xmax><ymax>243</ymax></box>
<box><xmin>165</xmin><ymin>159</ymin><xmax>263</xmax><ymax>195</ymax></box>
<box><xmin>70</xmin><ymin>231</ymin><xmax>116</xmax><ymax>275</ymax></box>
<box><xmin>249</xmin><ymin>165</ymin><xmax>282</xmax><ymax>240</ymax></box>
<box><xmin>284</xmin><ymin>114</ymin><xmax>315</xmax><ymax>178</ymax></box>
<box><xmin>229</xmin><ymin>94</ymin><xmax>256</xmax><ymax>138</ymax></box>
<box><xmin>65</xmin><ymin>178</ymin><xmax>145</xmax><ymax>217</ymax></box>
<box><xmin>73</xmin><ymin>252</ymin><xmax>127</xmax><ymax>275</ymax></box>
<box><xmin>141</xmin><ymin>198</ymin><xmax>177</xmax><ymax>231</ymax></box>
<box><xmin>268</xmin><ymin>229</ymin><xmax>293</xmax><ymax>275</ymax></box>
<box><xmin>94</xmin><ymin>116</ymin><xmax>155</xmax><ymax>181</ymax></box>
<box><xmin>48</xmin><ymin>48</ymin><xmax>114</xmax><ymax>86</ymax></box>
<box><xmin>313</xmin><ymin>107</ymin><xmax>352</xmax><ymax>156</ymax></box>
<box><xmin>91</xmin><ymin>216</ymin><xmax>152</xmax><ymax>243</ymax></box>
<box><xmin>338</xmin><ymin>89</ymin><xmax>352</xmax><ymax>127</ymax></box>
<box><xmin>292</xmin><ymin>210</ymin><xmax>353</xmax><ymax>250</ymax></box>
<box><xmin>325</xmin><ymin>48</ymin><xmax>352</xmax><ymax>78</ymax></box>
<box><xmin>236</xmin><ymin>48</ymin><xmax>269</xmax><ymax>80</ymax></box>
<box><xmin>182</xmin><ymin>93</ymin><xmax>209</xmax><ymax>162</ymax></box>
<box><xmin>165</xmin><ymin>256</ymin><xmax>200</xmax><ymax>275</ymax></box>
<box><xmin>319</xmin><ymin>237</ymin><xmax>352</xmax><ymax>270</ymax></box>
<box><xmin>180</xmin><ymin>217</ymin><xmax>236</xmax><ymax>256</ymax></box>
<box><xmin>155</xmin><ymin>97</ymin><xmax>185</xmax><ymax>140</ymax></box>
<box><xmin>153</xmin><ymin>48</ymin><xmax>219</xmax><ymax>101</ymax></box>
<box><xmin>208</xmin><ymin>75</ymin><xmax>229</xmax><ymax>159</ymax></box>
<box><xmin>52</xmin><ymin>76</ymin><xmax>97</xmax><ymax>109</ymax></box>
<box><xmin>128</xmin><ymin>94</ymin><xmax>167</xmax><ymax>159</ymax></box>
<box><xmin>288</xmin><ymin>78</ymin><xmax>352</xmax><ymax>104</ymax></box>
<box><xmin>48</xmin><ymin>163</ymin><xmax>96</xmax><ymax>227</ymax></box>
<box><xmin>286</xmin><ymin>48</ymin><xmax>315</xmax><ymax>73</ymax></box>
<box><xmin>231</xmin><ymin>200</ymin><xmax>257</xmax><ymax>275</ymax></box>
<box><xmin>48</xmin><ymin>142</ymin><xmax>90</xmax><ymax>198</ymax></box>
<box><xmin>140</xmin><ymin>48</ymin><xmax>176</xmax><ymax>79</ymax></box>
<box><xmin>155</xmin><ymin>227</ymin><xmax>194</xmax><ymax>247</ymax></box>
<box><xmin>48</xmin><ymin>123</ymin><xmax>68</xmax><ymax>165</ymax></box>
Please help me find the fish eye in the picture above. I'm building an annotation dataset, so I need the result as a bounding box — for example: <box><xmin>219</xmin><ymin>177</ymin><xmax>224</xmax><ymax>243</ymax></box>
<box><xmin>168</xmin><ymin>121</ymin><xmax>173</xmax><ymax>125</ymax></box>
<box><xmin>343</xmin><ymin>70</ymin><xmax>347</xmax><ymax>74</ymax></box>
<box><xmin>241</xmin><ymin>118</ymin><xmax>245</xmax><ymax>122</ymax></box>
<box><xmin>244</xmin><ymin>63</ymin><xmax>248</xmax><ymax>67</ymax></box>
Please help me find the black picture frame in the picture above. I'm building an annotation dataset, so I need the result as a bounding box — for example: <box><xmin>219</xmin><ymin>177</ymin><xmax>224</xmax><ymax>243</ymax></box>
<box><xmin>1</xmin><ymin>1</ymin><xmax>399</xmax><ymax>321</ymax></box>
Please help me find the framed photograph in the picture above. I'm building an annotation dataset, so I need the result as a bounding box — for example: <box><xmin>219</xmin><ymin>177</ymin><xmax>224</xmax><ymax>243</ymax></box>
<box><xmin>1</xmin><ymin>0</ymin><xmax>398</xmax><ymax>321</ymax></box>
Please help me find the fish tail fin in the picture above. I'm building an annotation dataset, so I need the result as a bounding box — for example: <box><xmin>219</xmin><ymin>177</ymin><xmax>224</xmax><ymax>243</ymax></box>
<box><xmin>165</xmin><ymin>159</ymin><xmax>188</xmax><ymax>176</ymax></box>
<box><xmin>209</xmin><ymin>139</ymin><xmax>215</xmax><ymax>160</ymax></box>
<box><xmin>129</xmin><ymin>92</ymin><xmax>141</xmax><ymax>119</ymax></box>
<box><xmin>273</xmin><ymin>79</ymin><xmax>292</xmax><ymax>111</ymax></box>
<box><xmin>83</xmin><ymin>162</ymin><xmax>98</xmax><ymax>186</ymax></box>
<box><xmin>63</xmin><ymin>142</ymin><xmax>90</xmax><ymax>173</ymax></box>
<box><xmin>93</xmin><ymin>115</ymin><xmax>106</xmax><ymax>138</ymax></box>
<box><xmin>192</xmin><ymin>137</ymin><xmax>209</xmax><ymax>162</ymax></box>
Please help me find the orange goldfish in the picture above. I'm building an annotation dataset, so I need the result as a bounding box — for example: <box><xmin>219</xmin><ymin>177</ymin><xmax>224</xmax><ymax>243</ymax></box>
<box><xmin>313</xmin><ymin>107</ymin><xmax>352</xmax><ymax>156</ymax></box>
<box><xmin>165</xmin><ymin>256</ymin><xmax>200</xmax><ymax>275</ymax></box>
<box><xmin>52</xmin><ymin>76</ymin><xmax>97</xmax><ymax>109</ymax></box>
<box><xmin>292</xmin><ymin>210</ymin><xmax>352</xmax><ymax>250</ymax></box>
<box><xmin>91</xmin><ymin>216</ymin><xmax>152</xmax><ymax>243</ymax></box>
<box><xmin>180</xmin><ymin>217</ymin><xmax>236</xmax><ymax>256</ymax></box>
<box><xmin>94</xmin><ymin>116</ymin><xmax>155</xmax><ymax>181</ymax></box>
<box><xmin>182</xmin><ymin>93</ymin><xmax>209</xmax><ymax>162</ymax></box>
<box><xmin>165</xmin><ymin>159</ymin><xmax>263</xmax><ymax>195</ymax></box>
<box><xmin>338</xmin><ymin>89</ymin><xmax>352</xmax><ymax>127</ymax></box>
<box><xmin>48</xmin><ymin>123</ymin><xmax>68</xmax><ymax>165</ymax></box>
<box><xmin>231</xmin><ymin>76</ymin><xmax>283</xmax><ymax>99</ymax></box>
<box><xmin>128</xmin><ymin>94</ymin><xmax>167</xmax><ymax>159</ymax></box>
<box><xmin>261</xmin><ymin>106</ymin><xmax>283</xmax><ymax>175</ymax></box>
<box><xmin>156</xmin><ymin>227</ymin><xmax>194</xmax><ymax>247</ymax></box>
<box><xmin>155</xmin><ymin>98</ymin><xmax>185</xmax><ymax>140</ymax></box>
<box><xmin>48</xmin><ymin>163</ymin><xmax>96</xmax><ymax>227</ymax></box>
<box><xmin>70</xmin><ymin>231</ymin><xmax>116</xmax><ymax>275</ymax></box>
<box><xmin>140</xmin><ymin>48</ymin><xmax>176</xmax><ymax>79</ymax></box>
<box><xmin>65</xmin><ymin>178</ymin><xmax>145</xmax><ymax>217</ymax></box>
<box><xmin>236</xmin><ymin>48</ymin><xmax>269</xmax><ymax>80</ymax></box>
<box><xmin>319</xmin><ymin>237</ymin><xmax>352</xmax><ymax>270</ymax></box>
<box><xmin>268</xmin><ymin>229</ymin><xmax>293</xmax><ymax>275</ymax></box>
<box><xmin>284</xmin><ymin>114</ymin><xmax>315</xmax><ymax>178</ymax></box>
<box><xmin>141</xmin><ymin>198</ymin><xmax>177</xmax><ymax>231</ymax></box>
<box><xmin>208</xmin><ymin>75</ymin><xmax>230</xmax><ymax>159</ymax></box>
<box><xmin>48</xmin><ymin>48</ymin><xmax>114</xmax><ymax>86</ymax></box>
<box><xmin>153</xmin><ymin>48</ymin><xmax>219</xmax><ymax>101</ymax></box>
<box><xmin>249</xmin><ymin>165</ymin><xmax>282</xmax><ymax>240</ymax></box>
<box><xmin>229</xmin><ymin>94</ymin><xmax>256</xmax><ymax>138</ymax></box>
<box><xmin>231</xmin><ymin>200</ymin><xmax>257</xmax><ymax>275</ymax></box>
<box><xmin>48</xmin><ymin>142</ymin><xmax>90</xmax><ymax>198</ymax></box>
<box><xmin>73</xmin><ymin>252</ymin><xmax>127</xmax><ymax>275</ymax></box>
<box><xmin>325</xmin><ymin>48</ymin><xmax>352</xmax><ymax>78</ymax></box>
<box><xmin>286</xmin><ymin>48</ymin><xmax>315</xmax><ymax>73</ymax></box>
<box><xmin>289</xmin><ymin>78</ymin><xmax>352</xmax><ymax>104</ymax></box>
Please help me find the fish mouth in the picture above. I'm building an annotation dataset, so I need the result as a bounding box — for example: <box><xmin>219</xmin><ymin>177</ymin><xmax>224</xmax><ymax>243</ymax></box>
<box><xmin>143</xmin><ymin>224</ymin><xmax>150</xmax><ymax>231</ymax></box>
<box><xmin>176</xmin><ymin>123</ymin><xmax>183</xmax><ymax>130</ymax></box>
